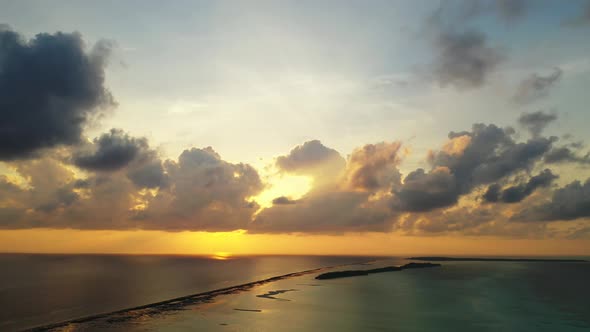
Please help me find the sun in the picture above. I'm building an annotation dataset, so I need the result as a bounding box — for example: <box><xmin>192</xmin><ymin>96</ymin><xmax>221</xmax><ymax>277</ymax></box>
<box><xmin>210</xmin><ymin>252</ymin><xmax>233</xmax><ymax>260</ymax></box>
<box><xmin>249</xmin><ymin>163</ymin><xmax>313</xmax><ymax>211</ymax></box>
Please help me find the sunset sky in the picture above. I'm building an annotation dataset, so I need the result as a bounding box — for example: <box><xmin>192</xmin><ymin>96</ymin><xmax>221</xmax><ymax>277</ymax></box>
<box><xmin>1</xmin><ymin>0</ymin><xmax>590</xmax><ymax>255</ymax></box>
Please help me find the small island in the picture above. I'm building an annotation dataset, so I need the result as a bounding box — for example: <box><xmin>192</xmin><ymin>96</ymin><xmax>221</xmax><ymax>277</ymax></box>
<box><xmin>315</xmin><ymin>262</ymin><xmax>441</xmax><ymax>280</ymax></box>
<box><xmin>407</xmin><ymin>257</ymin><xmax>588</xmax><ymax>263</ymax></box>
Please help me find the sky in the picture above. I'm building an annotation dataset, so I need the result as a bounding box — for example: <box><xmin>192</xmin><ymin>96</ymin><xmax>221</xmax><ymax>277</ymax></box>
<box><xmin>1</xmin><ymin>0</ymin><xmax>590</xmax><ymax>256</ymax></box>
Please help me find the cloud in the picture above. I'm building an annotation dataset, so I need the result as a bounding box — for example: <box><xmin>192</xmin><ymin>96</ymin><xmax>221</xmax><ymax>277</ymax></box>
<box><xmin>544</xmin><ymin>146</ymin><xmax>590</xmax><ymax>164</ymax></box>
<box><xmin>513</xmin><ymin>178</ymin><xmax>590</xmax><ymax>222</ymax></box>
<box><xmin>395</xmin><ymin>203</ymin><xmax>549</xmax><ymax>237</ymax></box>
<box><xmin>517</xmin><ymin>111</ymin><xmax>557</xmax><ymax>137</ymax></box>
<box><xmin>275</xmin><ymin>140</ymin><xmax>346</xmax><ymax>189</ymax></box>
<box><xmin>72</xmin><ymin>129</ymin><xmax>168</xmax><ymax>189</ymax></box>
<box><xmin>469</xmin><ymin>136</ymin><xmax>555</xmax><ymax>183</ymax></box>
<box><xmin>0</xmin><ymin>206</ymin><xmax>26</xmax><ymax>227</ymax></box>
<box><xmin>0</xmin><ymin>119</ymin><xmax>578</xmax><ymax>237</ymax></box>
<box><xmin>0</xmin><ymin>177</ymin><xmax>22</xmax><ymax>198</ymax></box>
<box><xmin>252</xmin><ymin>191</ymin><xmax>395</xmax><ymax>233</ymax></box>
<box><xmin>425</xmin><ymin>0</ymin><xmax>534</xmax><ymax>89</ymax></box>
<box><xmin>54</xmin><ymin>174</ymin><xmax>142</xmax><ymax>229</ymax></box>
<box><xmin>393</xmin><ymin>167</ymin><xmax>459</xmax><ymax>212</ymax></box>
<box><xmin>250</xmin><ymin>140</ymin><xmax>402</xmax><ymax>233</ymax></box>
<box><xmin>344</xmin><ymin>142</ymin><xmax>403</xmax><ymax>191</ymax></box>
<box><xmin>35</xmin><ymin>187</ymin><xmax>79</xmax><ymax>213</ymax></box>
<box><xmin>426</xmin><ymin>0</ymin><xmax>526</xmax><ymax>89</ymax></box>
<box><xmin>394</xmin><ymin>123</ymin><xmax>554</xmax><ymax>212</ymax></box>
<box><xmin>251</xmin><ymin>127</ymin><xmax>581</xmax><ymax>235</ymax></box>
<box><xmin>431</xmin><ymin>29</ymin><xmax>504</xmax><ymax>89</ymax></box>
<box><xmin>127</xmin><ymin>158</ymin><xmax>168</xmax><ymax>189</ymax></box>
<box><xmin>396</xmin><ymin>204</ymin><xmax>494</xmax><ymax>234</ymax></box>
<box><xmin>73</xmin><ymin>129</ymin><xmax>148</xmax><ymax>171</ymax></box>
<box><xmin>568</xmin><ymin>226</ymin><xmax>590</xmax><ymax>239</ymax></box>
<box><xmin>138</xmin><ymin>147</ymin><xmax>263</xmax><ymax>231</ymax></box>
<box><xmin>429</xmin><ymin>124</ymin><xmax>552</xmax><ymax>188</ymax></box>
<box><xmin>482</xmin><ymin>169</ymin><xmax>558</xmax><ymax>203</ymax></box>
<box><xmin>0</xmin><ymin>118</ymin><xmax>585</xmax><ymax>237</ymax></box>
<box><xmin>513</xmin><ymin>68</ymin><xmax>562</xmax><ymax>105</ymax></box>
<box><xmin>0</xmin><ymin>146</ymin><xmax>263</xmax><ymax>231</ymax></box>
<box><xmin>0</xmin><ymin>156</ymin><xmax>87</xmax><ymax>226</ymax></box>
<box><xmin>0</xmin><ymin>176</ymin><xmax>29</xmax><ymax>223</ymax></box>
<box><xmin>276</xmin><ymin>140</ymin><xmax>345</xmax><ymax>175</ymax></box>
<box><xmin>0</xmin><ymin>26</ymin><xmax>115</xmax><ymax>160</ymax></box>
<box><xmin>482</xmin><ymin>183</ymin><xmax>502</xmax><ymax>202</ymax></box>
<box><xmin>272</xmin><ymin>196</ymin><xmax>299</xmax><ymax>205</ymax></box>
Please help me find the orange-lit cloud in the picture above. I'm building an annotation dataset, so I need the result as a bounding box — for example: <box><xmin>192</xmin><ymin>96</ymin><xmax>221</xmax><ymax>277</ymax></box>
<box><xmin>2</xmin><ymin>118</ymin><xmax>590</xmax><ymax>240</ymax></box>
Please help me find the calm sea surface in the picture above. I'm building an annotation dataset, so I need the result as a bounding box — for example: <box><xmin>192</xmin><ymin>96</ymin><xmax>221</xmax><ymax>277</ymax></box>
<box><xmin>1</xmin><ymin>254</ymin><xmax>589</xmax><ymax>331</ymax></box>
<box><xmin>0</xmin><ymin>254</ymin><xmax>365</xmax><ymax>331</ymax></box>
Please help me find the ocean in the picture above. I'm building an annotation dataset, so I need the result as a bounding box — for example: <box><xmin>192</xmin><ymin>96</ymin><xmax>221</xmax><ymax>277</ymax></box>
<box><xmin>1</xmin><ymin>254</ymin><xmax>589</xmax><ymax>331</ymax></box>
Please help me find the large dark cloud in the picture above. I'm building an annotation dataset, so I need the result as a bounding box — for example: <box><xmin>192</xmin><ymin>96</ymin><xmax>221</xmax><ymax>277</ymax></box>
<box><xmin>469</xmin><ymin>136</ymin><xmax>555</xmax><ymax>183</ymax></box>
<box><xmin>513</xmin><ymin>68</ymin><xmax>562</xmax><ymax>105</ymax></box>
<box><xmin>394</xmin><ymin>123</ymin><xmax>555</xmax><ymax>212</ymax></box>
<box><xmin>0</xmin><ymin>26</ymin><xmax>114</xmax><ymax>160</ymax></box>
<box><xmin>440</xmin><ymin>124</ymin><xmax>547</xmax><ymax>187</ymax></box>
<box><xmin>513</xmin><ymin>178</ymin><xmax>590</xmax><ymax>222</ymax></box>
<box><xmin>431</xmin><ymin>29</ymin><xmax>504</xmax><ymax>88</ymax></box>
<box><xmin>482</xmin><ymin>169</ymin><xmax>557</xmax><ymax>203</ymax></box>
<box><xmin>517</xmin><ymin>111</ymin><xmax>557</xmax><ymax>137</ymax></box>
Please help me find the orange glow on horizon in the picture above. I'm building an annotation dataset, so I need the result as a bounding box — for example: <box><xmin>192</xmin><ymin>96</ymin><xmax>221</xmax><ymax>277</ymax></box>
<box><xmin>0</xmin><ymin>229</ymin><xmax>588</xmax><ymax>257</ymax></box>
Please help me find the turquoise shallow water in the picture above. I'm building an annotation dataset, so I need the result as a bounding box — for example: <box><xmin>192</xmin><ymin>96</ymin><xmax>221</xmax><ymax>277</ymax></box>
<box><xmin>3</xmin><ymin>255</ymin><xmax>589</xmax><ymax>331</ymax></box>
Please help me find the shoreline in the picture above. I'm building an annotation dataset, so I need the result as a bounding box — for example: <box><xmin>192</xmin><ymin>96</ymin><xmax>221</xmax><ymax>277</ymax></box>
<box><xmin>24</xmin><ymin>261</ymin><xmax>367</xmax><ymax>331</ymax></box>
<box><xmin>22</xmin><ymin>256</ymin><xmax>588</xmax><ymax>330</ymax></box>
<box><xmin>315</xmin><ymin>262</ymin><xmax>441</xmax><ymax>280</ymax></box>
<box><xmin>407</xmin><ymin>257</ymin><xmax>588</xmax><ymax>262</ymax></box>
